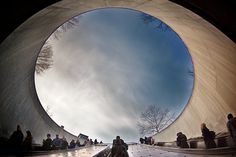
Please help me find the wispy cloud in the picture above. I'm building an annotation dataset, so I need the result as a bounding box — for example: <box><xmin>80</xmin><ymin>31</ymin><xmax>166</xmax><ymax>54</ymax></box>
<box><xmin>35</xmin><ymin>8</ymin><xmax>194</xmax><ymax>142</ymax></box>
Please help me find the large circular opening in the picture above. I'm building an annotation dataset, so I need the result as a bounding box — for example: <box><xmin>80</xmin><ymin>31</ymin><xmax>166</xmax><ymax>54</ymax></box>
<box><xmin>34</xmin><ymin>8</ymin><xmax>194</xmax><ymax>142</ymax></box>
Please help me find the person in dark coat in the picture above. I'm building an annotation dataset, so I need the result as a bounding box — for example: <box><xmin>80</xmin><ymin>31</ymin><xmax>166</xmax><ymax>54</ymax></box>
<box><xmin>227</xmin><ymin>113</ymin><xmax>236</xmax><ymax>146</ymax></box>
<box><xmin>68</xmin><ymin>140</ymin><xmax>76</xmax><ymax>149</ymax></box>
<box><xmin>176</xmin><ymin>132</ymin><xmax>189</xmax><ymax>148</ymax></box>
<box><xmin>61</xmin><ymin>136</ymin><xmax>68</xmax><ymax>149</ymax></box>
<box><xmin>111</xmin><ymin>136</ymin><xmax>129</xmax><ymax>157</ymax></box>
<box><xmin>201</xmin><ymin>123</ymin><xmax>216</xmax><ymax>148</ymax></box>
<box><xmin>144</xmin><ymin>137</ymin><xmax>148</xmax><ymax>144</ymax></box>
<box><xmin>139</xmin><ymin>138</ymin><xmax>144</xmax><ymax>144</ymax></box>
<box><xmin>43</xmin><ymin>134</ymin><xmax>53</xmax><ymax>150</ymax></box>
<box><xmin>8</xmin><ymin>125</ymin><xmax>24</xmax><ymax>150</ymax></box>
<box><xmin>113</xmin><ymin>136</ymin><xmax>125</xmax><ymax>147</ymax></box>
<box><xmin>94</xmin><ymin>139</ymin><xmax>98</xmax><ymax>145</ymax></box>
<box><xmin>23</xmin><ymin>130</ymin><xmax>33</xmax><ymax>151</ymax></box>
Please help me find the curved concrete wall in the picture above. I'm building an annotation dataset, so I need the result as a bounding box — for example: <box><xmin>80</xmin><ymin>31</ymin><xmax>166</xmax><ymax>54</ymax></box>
<box><xmin>0</xmin><ymin>0</ymin><xmax>235</xmax><ymax>143</ymax></box>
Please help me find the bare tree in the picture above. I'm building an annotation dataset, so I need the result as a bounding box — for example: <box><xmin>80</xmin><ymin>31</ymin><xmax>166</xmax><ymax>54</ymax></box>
<box><xmin>35</xmin><ymin>17</ymin><xmax>81</xmax><ymax>74</ymax></box>
<box><xmin>53</xmin><ymin>17</ymin><xmax>80</xmax><ymax>40</ymax></box>
<box><xmin>35</xmin><ymin>42</ymin><xmax>53</xmax><ymax>74</ymax></box>
<box><xmin>141</xmin><ymin>13</ymin><xmax>170</xmax><ymax>32</ymax></box>
<box><xmin>137</xmin><ymin>105</ymin><xmax>175</xmax><ymax>136</ymax></box>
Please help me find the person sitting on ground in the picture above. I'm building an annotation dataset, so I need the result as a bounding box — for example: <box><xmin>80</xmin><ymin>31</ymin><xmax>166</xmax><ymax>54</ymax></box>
<box><xmin>8</xmin><ymin>125</ymin><xmax>24</xmax><ymax>151</ymax></box>
<box><xmin>23</xmin><ymin>130</ymin><xmax>32</xmax><ymax>151</ymax></box>
<box><xmin>42</xmin><ymin>134</ymin><xmax>52</xmax><ymax>150</ymax></box>
<box><xmin>227</xmin><ymin>113</ymin><xmax>236</xmax><ymax>146</ymax></box>
<box><xmin>201</xmin><ymin>123</ymin><xmax>216</xmax><ymax>148</ymax></box>
<box><xmin>69</xmin><ymin>139</ymin><xmax>76</xmax><ymax>149</ymax></box>
<box><xmin>52</xmin><ymin>134</ymin><xmax>61</xmax><ymax>149</ymax></box>
<box><xmin>111</xmin><ymin>136</ymin><xmax>129</xmax><ymax>157</ymax></box>
<box><xmin>176</xmin><ymin>132</ymin><xmax>189</xmax><ymax>148</ymax></box>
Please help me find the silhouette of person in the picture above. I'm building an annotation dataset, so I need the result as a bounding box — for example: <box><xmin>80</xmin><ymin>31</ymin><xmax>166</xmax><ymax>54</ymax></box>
<box><xmin>43</xmin><ymin>134</ymin><xmax>53</xmax><ymax>150</ymax></box>
<box><xmin>23</xmin><ymin>130</ymin><xmax>32</xmax><ymax>151</ymax></box>
<box><xmin>52</xmin><ymin>134</ymin><xmax>61</xmax><ymax>149</ymax></box>
<box><xmin>111</xmin><ymin>136</ymin><xmax>128</xmax><ymax>157</ymax></box>
<box><xmin>139</xmin><ymin>138</ymin><xmax>144</xmax><ymax>144</ymax></box>
<box><xmin>113</xmin><ymin>136</ymin><xmax>124</xmax><ymax>146</ymax></box>
<box><xmin>94</xmin><ymin>139</ymin><xmax>98</xmax><ymax>145</ymax></box>
<box><xmin>8</xmin><ymin>125</ymin><xmax>24</xmax><ymax>151</ymax></box>
<box><xmin>176</xmin><ymin>132</ymin><xmax>189</xmax><ymax>148</ymax></box>
<box><xmin>201</xmin><ymin>123</ymin><xmax>216</xmax><ymax>148</ymax></box>
<box><xmin>144</xmin><ymin>136</ymin><xmax>148</xmax><ymax>144</ymax></box>
<box><xmin>69</xmin><ymin>140</ymin><xmax>76</xmax><ymax>149</ymax></box>
<box><xmin>227</xmin><ymin>113</ymin><xmax>236</xmax><ymax>145</ymax></box>
<box><xmin>61</xmin><ymin>136</ymin><xmax>68</xmax><ymax>149</ymax></box>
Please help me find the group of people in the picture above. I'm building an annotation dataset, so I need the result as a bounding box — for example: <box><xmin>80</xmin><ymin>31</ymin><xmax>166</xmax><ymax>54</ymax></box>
<box><xmin>5</xmin><ymin>124</ymin><xmax>104</xmax><ymax>152</ymax></box>
<box><xmin>42</xmin><ymin>133</ymin><xmax>86</xmax><ymax>150</ymax></box>
<box><xmin>111</xmin><ymin>136</ymin><xmax>129</xmax><ymax>157</ymax></box>
<box><xmin>176</xmin><ymin>113</ymin><xmax>236</xmax><ymax>149</ymax></box>
<box><xmin>3</xmin><ymin>112</ymin><xmax>236</xmax><ymax>153</ymax></box>
<box><xmin>42</xmin><ymin>134</ymin><xmax>71</xmax><ymax>150</ymax></box>
<box><xmin>42</xmin><ymin>134</ymin><xmax>102</xmax><ymax>150</ymax></box>
<box><xmin>7</xmin><ymin>125</ymin><xmax>33</xmax><ymax>151</ymax></box>
<box><xmin>139</xmin><ymin>136</ymin><xmax>154</xmax><ymax>145</ymax></box>
<box><xmin>83</xmin><ymin>138</ymin><xmax>102</xmax><ymax>146</ymax></box>
<box><xmin>176</xmin><ymin>123</ymin><xmax>217</xmax><ymax>148</ymax></box>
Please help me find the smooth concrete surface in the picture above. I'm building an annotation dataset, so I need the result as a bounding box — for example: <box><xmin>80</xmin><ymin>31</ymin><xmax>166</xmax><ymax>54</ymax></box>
<box><xmin>0</xmin><ymin>0</ymin><xmax>236</xmax><ymax>144</ymax></box>
<box><xmin>128</xmin><ymin>145</ymin><xmax>236</xmax><ymax>157</ymax></box>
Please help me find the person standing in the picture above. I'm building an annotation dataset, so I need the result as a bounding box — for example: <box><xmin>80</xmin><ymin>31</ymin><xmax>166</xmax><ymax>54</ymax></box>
<box><xmin>227</xmin><ymin>113</ymin><xmax>236</xmax><ymax>146</ymax></box>
<box><xmin>8</xmin><ymin>125</ymin><xmax>24</xmax><ymax>151</ymax></box>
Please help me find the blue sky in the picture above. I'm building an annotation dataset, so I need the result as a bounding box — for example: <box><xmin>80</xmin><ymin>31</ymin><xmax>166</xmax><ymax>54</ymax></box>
<box><xmin>35</xmin><ymin>8</ymin><xmax>194</xmax><ymax>143</ymax></box>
